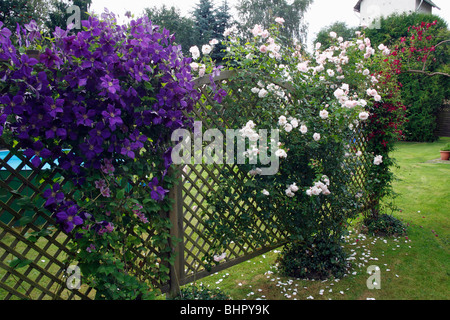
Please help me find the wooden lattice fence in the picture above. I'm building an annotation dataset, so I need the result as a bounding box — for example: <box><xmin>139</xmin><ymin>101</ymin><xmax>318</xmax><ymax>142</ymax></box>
<box><xmin>0</xmin><ymin>71</ymin><xmax>374</xmax><ymax>299</ymax></box>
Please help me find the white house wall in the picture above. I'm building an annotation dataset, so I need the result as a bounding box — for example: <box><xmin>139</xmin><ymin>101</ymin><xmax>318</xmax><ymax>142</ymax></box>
<box><xmin>359</xmin><ymin>0</ymin><xmax>424</xmax><ymax>27</ymax></box>
<box><xmin>415</xmin><ymin>0</ymin><xmax>432</xmax><ymax>13</ymax></box>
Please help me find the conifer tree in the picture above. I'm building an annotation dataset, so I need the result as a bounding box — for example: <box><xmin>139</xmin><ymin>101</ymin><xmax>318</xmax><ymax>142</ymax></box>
<box><xmin>192</xmin><ymin>0</ymin><xmax>216</xmax><ymax>48</ymax></box>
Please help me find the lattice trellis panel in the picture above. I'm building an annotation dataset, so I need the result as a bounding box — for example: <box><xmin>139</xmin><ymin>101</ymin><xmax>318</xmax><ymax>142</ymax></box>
<box><xmin>0</xmin><ymin>70</ymin><xmax>375</xmax><ymax>299</ymax></box>
<box><xmin>173</xmin><ymin>71</ymin><xmax>290</xmax><ymax>287</ymax></box>
<box><xmin>0</xmin><ymin>138</ymin><xmax>94</xmax><ymax>300</ymax></box>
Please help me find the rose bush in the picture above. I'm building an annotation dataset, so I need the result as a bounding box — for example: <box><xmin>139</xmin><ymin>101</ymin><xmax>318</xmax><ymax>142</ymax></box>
<box><xmin>191</xmin><ymin>20</ymin><xmax>404</xmax><ymax>278</ymax></box>
<box><xmin>0</xmin><ymin>12</ymin><xmax>201</xmax><ymax>299</ymax></box>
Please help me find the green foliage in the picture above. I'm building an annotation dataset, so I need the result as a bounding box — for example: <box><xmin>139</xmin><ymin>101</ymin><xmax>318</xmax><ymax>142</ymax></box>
<box><xmin>0</xmin><ymin>0</ymin><xmax>46</xmax><ymax>31</ymax></box>
<box><xmin>192</xmin><ymin>0</ymin><xmax>216</xmax><ymax>46</ymax></box>
<box><xmin>276</xmin><ymin>238</ymin><xmax>349</xmax><ymax>280</ymax></box>
<box><xmin>236</xmin><ymin>0</ymin><xmax>313</xmax><ymax>45</ymax></box>
<box><xmin>174</xmin><ymin>284</ymin><xmax>232</xmax><ymax>300</ymax></box>
<box><xmin>314</xmin><ymin>21</ymin><xmax>358</xmax><ymax>50</ymax></box>
<box><xmin>363</xmin><ymin>12</ymin><xmax>447</xmax><ymax>48</ymax></box>
<box><xmin>364</xmin><ymin>12</ymin><xmax>450</xmax><ymax>142</ymax></box>
<box><xmin>44</xmin><ymin>0</ymin><xmax>70</xmax><ymax>34</ymax></box>
<box><xmin>361</xmin><ymin>213</ymin><xmax>407</xmax><ymax>237</ymax></box>
<box><xmin>144</xmin><ymin>5</ymin><xmax>195</xmax><ymax>56</ymax></box>
<box><xmin>191</xmin><ymin>20</ymin><xmax>403</xmax><ymax>279</ymax></box>
<box><xmin>400</xmin><ymin>74</ymin><xmax>447</xmax><ymax>142</ymax></box>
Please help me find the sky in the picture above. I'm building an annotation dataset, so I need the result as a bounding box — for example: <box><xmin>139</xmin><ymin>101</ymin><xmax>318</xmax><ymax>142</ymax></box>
<box><xmin>89</xmin><ymin>0</ymin><xmax>450</xmax><ymax>51</ymax></box>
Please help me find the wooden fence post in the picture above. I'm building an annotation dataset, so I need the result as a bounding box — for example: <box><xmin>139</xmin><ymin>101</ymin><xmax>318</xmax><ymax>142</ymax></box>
<box><xmin>167</xmin><ymin>166</ymin><xmax>184</xmax><ymax>299</ymax></box>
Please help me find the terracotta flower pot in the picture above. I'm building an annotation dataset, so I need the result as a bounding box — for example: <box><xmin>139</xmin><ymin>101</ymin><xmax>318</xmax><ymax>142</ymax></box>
<box><xmin>440</xmin><ymin>151</ymin><xmax>450</xmax><ymax>161</ymax></box>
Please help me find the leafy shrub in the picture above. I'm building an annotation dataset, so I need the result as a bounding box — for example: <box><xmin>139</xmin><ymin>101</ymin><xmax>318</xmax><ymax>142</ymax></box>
<box><xmin>361</xmin><ymin>214</ymin><xmax>407</xmax><ymax>237</ymax></box>
<box><xmin>365</xmin><ymin>12</ymin><xmax>450</xmax><ymax>142</ymax></box>
<box><xmin>174</xmin><ymin>284</ymin><xmax>232</xmax><ymax>300</ymax></box>
<box><xmin>276</xmin><ymin>238</ymin><xmax>349</xmax><ymax>280</ymax></box>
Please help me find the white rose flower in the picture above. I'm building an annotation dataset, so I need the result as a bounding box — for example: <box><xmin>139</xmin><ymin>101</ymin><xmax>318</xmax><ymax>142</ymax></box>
<box><xmin>297</xmin><ymin>61</ymin><xmax>309</xmax><ymax>72</ymax></box>
<box><xmin>334</xmin><ymin>88</ymin><xmax>345</xmax><ymax>99</ymax></box>
<box><xmin>291</xmin><ymin>118</ymin><xmax>299</xmax><ymax>128</ymax></box>
<box><xmin>285</xmin><ymin>188</ymin><xmax>295</xmax><ymax>197</ymax></box>
<box><xmin>262</xmin><ymin>189</ymin><xmax>270</xmax><ymax>196</ymax></box>
<box><xmin>213</xmin><ymin>252</ymin><xmax>227</xmax><ymax>262</ymax></box>
<box><xmin>358</xmin><ymin>99</ymin><xmax>367</xmax><ymax>107</ymax></box>
<box><xmin>373</xmin><ymin>155</ymin><xmax>383</xmax><ymax>165</ymax></box>
<box><xmin>345</xmin><ymin>100</ymin><xmax>358</xmax><ymax>108</ymax></box>
<box><xmin>258</xmin><ymin>88</ymin><xmax>268</xmax><ymax>98</ymax></box>
<box><xmin>202</xmin><ymin>44</ymin><xmax>212</xmax><ymax>55</ymax></box>
<box><xmin>248</xmin><ymin>132</ymin><xmax>260</xmax><ymax>141</ymax></box>
<box><xmin>199</xmin><ymin>65</ymin><xmax>206</xmax><ymax>77</ymax></box>
<box><xmin>313</xmin><ymin>133</ymin><xmax>321</xmax><ymax>141</ymax></box>
<box><xmin>311</xmin><ymin>186</ymin><xmax>322</xmax><ymax>195</ymax></box>
<box><xmin>359</xmin><ymin>111</ymin><xmax>369</xmax><ymax>121</ymax></box>
<box><xmin>329</xmin><ymin>31</ymin><xmax>337</xmax><ymax>38</ymax></box>
<box><xmin>284</xmin><ymin>123</ymin><xmax>293</xmax><ymax>132</ymax></box>
<box><xmin>319</xmin><ymin>110</ymin><xmax>329</xmax><ymax>119</ymax></box>
<box><xmin>278</xmin><ymin>115</ymin><xmax>287</xmax><ymax>126</ymax></box>
<box><xmin>300</xmin><ymin>125</ymin><xmax>308</xmax><ymax>134</ymax></box>
<box><xmin>275</xmin><ymin>149</ymin><xmax>287</xmax><ymax>158</ymax></box>
<box><xmin>289</xmin><ymin>183</ymin><xmax>299</xmax><ymax>192</ymax></box>
<box><xmin>189</xmin><ymin>62</ymin><xmax>199</xmax><ymax>71</ymax></box>
<box><xmin>275</xmin><ymin>17</ymin><xmax>285</xmax><ymax>25</ymax></box>
<box><xmin>189</xmin><ymin>46</ymin><xmax>200</xmax><ymax>60</ymax></box>
<box><xmin>245</xmin><ymin>120</ymin><xmax>256</xmax><ymax>128</ymax></box>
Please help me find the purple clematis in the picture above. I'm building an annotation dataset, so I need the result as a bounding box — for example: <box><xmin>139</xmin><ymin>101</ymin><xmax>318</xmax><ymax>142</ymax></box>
<box><xmin>55</xmin><ymin>205</ymin><xmax>84</xmax><ymax>233</ymax></box>
<box><xmin>148</xmin><ymin>177</ymin><xmax>169</xmax><ymax>202</ymax></box>
<box><xmin>43</xmin><ymin>183</ymin><xmax>65</xmax><ymax>207</ymax></box>
<box><xmin>23</xmin><ymin>140</ymin><xmax>52</xmax><ymax>167</ymax></box>
<box><xmin>101</xmin><ymin>104</ymin><xmax>123</xmax><ymax>131</ymax></box>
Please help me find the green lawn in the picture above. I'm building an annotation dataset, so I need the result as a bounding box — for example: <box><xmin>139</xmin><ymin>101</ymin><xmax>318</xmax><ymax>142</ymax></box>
<box><xmin>188</xmin><ymin>137</ymin><xmax>450</xmax><ymax>300</ymax></box>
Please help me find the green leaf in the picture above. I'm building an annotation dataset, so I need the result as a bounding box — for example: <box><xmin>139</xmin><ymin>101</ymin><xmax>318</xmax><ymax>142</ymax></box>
<box><xmin>9</xmin><ymin>258</ymin><xmax>32</xmax><ymax>269</ymax></box>
<box><xmin>18</xmin><ymin>216</ymin><xmax>34</xmax><ymax>226</ymax></box>
<box><xmin>116</xmin><ymin>188</ymin><xmax>125</xmax><ymax>199</ymax></box>
<box><xmin>16</xmin><ymin>196</ymin><xmax>35</xmax><ymax>211</ymax></box>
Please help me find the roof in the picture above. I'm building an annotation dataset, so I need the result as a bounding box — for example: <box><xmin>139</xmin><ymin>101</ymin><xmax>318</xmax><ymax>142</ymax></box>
<box><xmin>353</xmin><ymin>0</ymin><xmax>441</xmax><ymax>13</ymax></box>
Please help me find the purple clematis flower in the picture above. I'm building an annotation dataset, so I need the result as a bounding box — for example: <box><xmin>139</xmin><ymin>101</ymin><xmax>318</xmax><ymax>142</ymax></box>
<box><xmin>148</xmin><ymin>177</ymin><xmax>169</xmax><ymax>202</ymax></box>
<box><xmin>60</xmin><ymin>153</ymin><xmax>83</xmax><ymax>175</ymax></box>
<box><xmin>74</xmin><ymin>106</ymin><xmax>96</xmax><ymax>127</ymax></box>
<box><xmin>39</xmin><ymin>47</ymin><xmax>62</xmax><ymax>68</ymax></box>
<box><xmin>43</xmin><ymin>183</ymin><xmax>65</xmax><ymax>207</ymax></box>
<box><xmin>55</xmin><ymin>205</ymin><xmax>84</xmax><ymax>233</ymax></box>
<box><xmin>101</xmin><ymin>104</ymin><xmax>123</xmax><ymax>131</ymax></box>
<box><xmin>24</xmin><ymin>20</ymin><xmax>41</xmax><ymax>42</ymax></box>
<box><xmin>89</xmin><ymin>122</ymin><xmax>110</xmax><ymax>145</ymax></box>
<box><xmin>43</xmin><ymin>97</ymin><xmax>64</xmax><ymax>119</ymax></box>
<box><xmin>23</xmin><ymin>140</ymin><xmax>52</xmax><ymax>167</ymax></box>
<box><xmin>80</xmin><ymin>138</ymin><xmax>103</xmax><ymax>160</ymax></box>
<box><xmin>100</xmin><ymin>74</ymin><xmax>120</xmax><ymax>94</ymax></box>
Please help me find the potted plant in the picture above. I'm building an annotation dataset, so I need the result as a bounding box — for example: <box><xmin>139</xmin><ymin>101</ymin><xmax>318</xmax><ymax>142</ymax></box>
<box><xmin>440</xmin><ymin>143</ymin><xmax>450</xmax><ymax>161</ymax></box>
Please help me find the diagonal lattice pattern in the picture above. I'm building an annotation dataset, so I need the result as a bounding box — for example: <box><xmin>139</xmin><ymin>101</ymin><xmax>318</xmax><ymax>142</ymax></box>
<box><xmin>0</xmin><ymin>71</ymin><xmax>374</xmax><ymax>299</ymax></box>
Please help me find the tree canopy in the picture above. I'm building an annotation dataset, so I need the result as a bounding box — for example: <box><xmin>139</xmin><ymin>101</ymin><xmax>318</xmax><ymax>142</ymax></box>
<box><xmin>236</xmin><ymin>0</ymin><xmax>313</xmax><ymax>45</ymax></box>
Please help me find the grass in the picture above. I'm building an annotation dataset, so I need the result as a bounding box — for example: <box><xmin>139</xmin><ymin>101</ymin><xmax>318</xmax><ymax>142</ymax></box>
<box><xmin>182</xmin><ymin>137</ymin><xmax>450</xmax><ymax>300</ymax></box>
